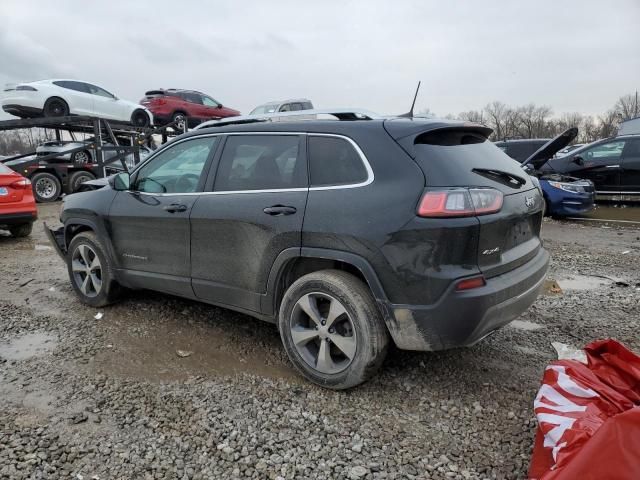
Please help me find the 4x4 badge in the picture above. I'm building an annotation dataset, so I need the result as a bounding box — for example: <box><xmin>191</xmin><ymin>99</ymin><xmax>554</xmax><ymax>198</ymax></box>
<box><xmin>525</xmin><ymin>196</ymin><xmax>535</xmax><ymax>208</ymax></box>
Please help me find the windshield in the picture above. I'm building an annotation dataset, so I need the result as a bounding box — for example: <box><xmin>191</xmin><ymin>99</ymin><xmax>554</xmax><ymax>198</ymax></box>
<box><xmin>250</xmin><ymin>104</ymin><xmax>279</xmax><ymax>115</ymax></box>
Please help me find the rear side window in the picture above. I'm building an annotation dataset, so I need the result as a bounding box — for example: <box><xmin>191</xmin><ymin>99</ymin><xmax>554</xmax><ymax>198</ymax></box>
<box><xmin>0</xmin><ymin>163</ymin><xmax>13</xmax><ymax>174</ymax></box>
<box><xmin>53</xmin><ymin>81</ymin><xmax>88</xmax><ymax>93</ymax></box>
<box><xmin>214</xmin><ymin>135</ymin><xmax>304</xmax><ymax>191</ymax></box>
<box><xmin>308</xmin><ymin>136</ymin><xmax>368</xmax><ymax>187</ymax></box>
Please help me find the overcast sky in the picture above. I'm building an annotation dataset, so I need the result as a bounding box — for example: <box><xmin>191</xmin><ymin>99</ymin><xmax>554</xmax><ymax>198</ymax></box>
<box><xmin>1</xmin><ymin>0</ymin><xmax>639</xmax><ymax>120</ymax></box>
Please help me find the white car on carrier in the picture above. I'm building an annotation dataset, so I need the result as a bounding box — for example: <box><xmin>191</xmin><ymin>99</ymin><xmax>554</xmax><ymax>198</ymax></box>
<box><xmin>1</xmin><ymin>79</ymin><xmax>153</xmax><ymax>127</ymax></box>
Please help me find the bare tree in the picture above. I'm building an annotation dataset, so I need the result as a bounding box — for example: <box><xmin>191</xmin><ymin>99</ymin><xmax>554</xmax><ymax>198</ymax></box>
<box><xmin>458</xmin><ymin>110</ymin><xmax>484</xmax><ymax>123</ymax></box>
<box><xmin>614</xmin><ymin>93</ymin><xmax>639</xmax><ymax>121</ymax></box>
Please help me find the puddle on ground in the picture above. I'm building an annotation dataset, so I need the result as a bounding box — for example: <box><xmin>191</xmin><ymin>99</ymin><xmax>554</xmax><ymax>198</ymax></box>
<box><xmin>510</xmin><ymin>320</ymin><xmax>544</xmax><ymax>331</ymax></box>
<box><xmin>557</xmin><ymin>274</ymin><xmax>611</xmax><ymax>291</ymax></box>
<box><xmin>0</xmin><ymin>332</ymin><xmax>58</xmax><ymax>360</ymax></box>
<box><xmin>93</xmin><ymin>314</ymin><xmax>296</xmax><ymax>382</ymax></box>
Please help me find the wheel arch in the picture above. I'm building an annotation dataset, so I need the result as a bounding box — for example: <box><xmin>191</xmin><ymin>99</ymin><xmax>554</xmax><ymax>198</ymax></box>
<box><xmin>265</xmin><ymin>247</ymin><xmax>389</xmax><ymax>317</ymax></box>
<box><xmin>44</xmin><ymin>96</ymin><xmax>70</xmax><ymax>112</ymax></box>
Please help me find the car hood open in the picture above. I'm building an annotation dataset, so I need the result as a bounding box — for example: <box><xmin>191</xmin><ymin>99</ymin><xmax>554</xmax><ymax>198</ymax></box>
<box><xmin>521</xmin><ymin>127</ymin><xmax>578</xmax><ymax>170</ymax></box>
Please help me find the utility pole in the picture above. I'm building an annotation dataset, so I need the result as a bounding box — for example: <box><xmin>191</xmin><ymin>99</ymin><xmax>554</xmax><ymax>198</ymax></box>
<box><xmin>635</xmin><ymin>90</ymin><xmax>638</xmax><ymax>118</ymax></box>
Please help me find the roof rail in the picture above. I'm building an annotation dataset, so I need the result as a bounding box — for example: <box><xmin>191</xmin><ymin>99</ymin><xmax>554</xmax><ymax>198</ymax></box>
<box><xmin>195</xmin><ymin>108</ymin><xmax>381</xmax><ymax>130</ymax></box>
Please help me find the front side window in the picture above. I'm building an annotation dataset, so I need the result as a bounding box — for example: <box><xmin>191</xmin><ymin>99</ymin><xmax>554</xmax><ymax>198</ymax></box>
<box><xmin>308</xmin><ymin>136</ymin><xmax>368</xmax><ymax>187</ymax></box>
<box><xmin>580</xmin><ymin>140</ymin><xmax>625</xmax><ymax>161</ymax></box>
<box><xmin>134</xmin><ymin>136</ymin><xmax>217</xmax><ymax>193</ymax></box>
<box><xmin>279</xmin><ymin>104</ymin><xmax>291</xmax><ymax>112</ymax></box>
<box><xmin>214</xmin><ymin>135</ymin><xmax>304</xmax><ymax>191</ymax></box>
<box><xmin>201</xmin><ymin>96</ymin><xmax>219</xmax><ymax>107</ymax></box>
<box><xmin>87</xmin><ymin>84</ymin><xmax>115</xmax><ymax>99</ymax></box>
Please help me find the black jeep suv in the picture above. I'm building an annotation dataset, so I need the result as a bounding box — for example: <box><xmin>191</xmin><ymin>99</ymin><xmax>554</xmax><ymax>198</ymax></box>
<box><xmin>47</xmin><ymin>112</ymin><xmax>549</xmax><ymax>389</ymax></box>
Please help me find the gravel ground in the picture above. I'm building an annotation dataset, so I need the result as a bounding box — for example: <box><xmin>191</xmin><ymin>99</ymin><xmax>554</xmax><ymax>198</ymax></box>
<box><xmin>0</xmin><ymin>203</ymin><xmax>639</xmax><ymax>480</ymax></box>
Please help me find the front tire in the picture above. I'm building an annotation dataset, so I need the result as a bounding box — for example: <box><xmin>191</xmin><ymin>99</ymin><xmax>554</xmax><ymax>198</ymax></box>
<box><xmin>31</xmin><ymin>172</ymin><xmax>62</xmax><ymax>202</ymax></box>
<box><xmin>171</xmin><ymin>112</ymin><xmax>187</xmax><ymax>132</ymax></box>
<box><xmin>67</xmin><ymin>231</ymin><xmax>122</xmax><ymax>307</ymax></box>
<box><xmin>278</xmin><ymin>270</ymin><xmax>389</xmax><ymax>389</ymax></box>
<box><xmin>43</xmin><ymin>97</ymin><xmax>69</xmax><ymax>117</ymax></box>
<box><xmin>131</xmin><ymin>110</ymin><xmax>150</xmax><ymax>128</ymax></box>
<box><xmin>9</xmin><ymin>223</ymin><xmax>33</xmax><ymax>238</ymax></box>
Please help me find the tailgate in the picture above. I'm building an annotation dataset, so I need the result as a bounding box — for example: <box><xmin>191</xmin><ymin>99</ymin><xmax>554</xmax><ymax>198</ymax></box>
<box><xmin>476</xmin><ymin>188</ymin><xmax>543</xmax><ymax>277</ymax></box>
<box><xmin>387</xmin><ymin>122</ymin><xmax>545</xmax><ymax>278</ymax></box>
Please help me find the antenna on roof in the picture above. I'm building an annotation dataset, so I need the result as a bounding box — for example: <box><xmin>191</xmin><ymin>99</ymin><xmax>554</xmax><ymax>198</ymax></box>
<box><xmin>399</xmin><ymin>81</ymin><xmax>421</xmax><ymax>118</ymax></box>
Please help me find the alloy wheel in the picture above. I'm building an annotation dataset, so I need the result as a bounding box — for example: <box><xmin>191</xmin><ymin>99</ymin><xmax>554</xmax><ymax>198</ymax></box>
<box><xmin>71</xmin><ymin>244</ymin><xmax>103</xmax><ymax>298</ymax></box>
<box><xmin>290</xmin><ymin>292</ymin><xmax>357</xmax><ymax>374</ymax></box>
<box><xmin>35</xmin><ymin>177</ymin><xmax>56</xmax><ymax>200</ymax></box>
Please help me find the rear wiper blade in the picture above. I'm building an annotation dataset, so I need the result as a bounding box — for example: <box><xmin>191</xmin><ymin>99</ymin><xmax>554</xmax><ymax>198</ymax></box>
<box><xmin>472</xmin><ymin>168</ymin><xmax>526</xmax><ymax>186</ymax></box>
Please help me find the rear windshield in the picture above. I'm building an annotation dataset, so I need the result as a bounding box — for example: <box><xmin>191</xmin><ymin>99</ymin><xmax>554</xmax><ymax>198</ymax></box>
<box><xmin>412</xmin><ymin>130</ymin><xmax>532</xmax><ymax>191</ymax></box>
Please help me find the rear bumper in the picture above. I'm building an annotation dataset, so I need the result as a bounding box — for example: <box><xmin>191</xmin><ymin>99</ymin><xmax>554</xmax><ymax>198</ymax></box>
<box><xmin>2</xmin><ymin>104</ymin><xmax>43</xmax><ymax>118</ymax></box>
<box><xmin>0</xmin><ymin>211</ymin><xmax>37</xmax><ymax>226</ymax></box>
<box><xmin>381</xmin><ymin>247</ymin><xmax>550</xmax><ymax>351</ymax></box>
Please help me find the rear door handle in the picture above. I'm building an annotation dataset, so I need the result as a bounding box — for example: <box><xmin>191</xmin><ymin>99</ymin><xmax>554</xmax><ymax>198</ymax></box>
<box><xmin>163</xmin><ymin>203</ymin><xmax>188</xmax><ymax>213</ymax></box>
<box><xmin>263</xmin><ymin>205</ymin><xmax>297</xmax><ymax>216</ymax></box>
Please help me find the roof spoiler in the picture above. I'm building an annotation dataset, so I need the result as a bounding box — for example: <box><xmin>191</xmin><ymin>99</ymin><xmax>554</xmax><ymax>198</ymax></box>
<box><xmin>144</xmin><ymin>90</ymin><xmax>166</xmax><ymax>96</ymax></box>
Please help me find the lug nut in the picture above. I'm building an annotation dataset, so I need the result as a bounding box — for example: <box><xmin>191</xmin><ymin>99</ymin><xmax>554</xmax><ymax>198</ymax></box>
<box><xmin>328</xmin><ymin>328</ymin><xmax>335</xmax><ymax>334</ymax></box>
<box><xmin>321</xmin><ymin>320</ymin><xmax>326</xmax><ymax>326</ymax></box>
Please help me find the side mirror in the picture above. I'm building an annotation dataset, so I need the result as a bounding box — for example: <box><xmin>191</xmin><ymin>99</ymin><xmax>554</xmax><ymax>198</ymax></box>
<box><xmin>573</xmin><ymin>156</ymin><xmax>584</xmax><ymax>166</ymax></box>
<box><xmin>109</xmin><ymin>172</ymin><xmax>130</xmax><ymax>191</ymax></box>
<box><xmin>217</xmin><ymin>104</ymin><xmax>223</xmax><ymax>108</ymax></box>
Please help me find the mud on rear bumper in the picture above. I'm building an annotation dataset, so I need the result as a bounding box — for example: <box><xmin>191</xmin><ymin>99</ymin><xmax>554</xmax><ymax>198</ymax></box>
<box><xmin>380</xmin><ymin>248</ymin><xmax>550</xmax><ymax>351</ymax></box>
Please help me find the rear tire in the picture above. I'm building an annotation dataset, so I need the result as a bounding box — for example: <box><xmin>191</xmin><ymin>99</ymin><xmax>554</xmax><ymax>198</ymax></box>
<box><xmin>43</xmin><ymin>98</ymin><xmax>69</xmax><ymax>117</ymax></box>
<box><xmin>131</xmin><ymin>110</ymin><xmax>150</xmax><ymax>128</ymax></box>
<box><xmin>9</xmin><ymin>223</ymin><xmax>33</xmax><ymax>238</ymax></box>
<box><xmin>67</xmin><ymin>231</ymin><xmax>122</xmax><ymax>307</ymax></box>
<box><xmin>66</xmin><ymin>171</ymin><xmax>96</xmax><ymax>194</ymax></box>
<box><xmin>31</xmin><ymin>172</ymin><xmax>62</xmax><ymax>202</ymax></box>
<box><xmin>278</xmin><ymin>270</ymin><xmax>389</xmax><ymax>389</ymax></box>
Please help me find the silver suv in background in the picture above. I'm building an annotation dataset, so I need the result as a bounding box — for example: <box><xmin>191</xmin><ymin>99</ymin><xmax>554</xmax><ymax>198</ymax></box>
<box><xmin>250</xmin><ymin>99</ymin><xmax>314</xmax><ymax>121</ymax></box>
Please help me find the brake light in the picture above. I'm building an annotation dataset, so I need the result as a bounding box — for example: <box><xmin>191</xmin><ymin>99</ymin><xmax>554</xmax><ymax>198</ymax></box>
<box><xmin>151</xmin><ymin>98</ymin><xmax>167</xmax><ymax>105</ymax></box>
<box><xmin>417</xmin><ymin>188</ymin><xmax>503</xmax><ymax>218</ymax></box>
<box><xmin>455</xmin><ymin>276</ymin><xmax>486</xmax><ymax>291</ymax></box>
<box><xmin>10</xmin><ymin>178</ymin><xmax>31</xmax><ymax>189</ymax></box>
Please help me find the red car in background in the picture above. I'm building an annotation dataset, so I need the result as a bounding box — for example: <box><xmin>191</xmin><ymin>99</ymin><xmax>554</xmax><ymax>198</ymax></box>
<box><xmin>140</xmin><ymin>89</ymin><xmax>240</xmax><ymax>129</ymax></box>
<box><xmin>0</xmin><ymin>163</ymin><xmax>37</xmax><ymax>237</ymax></box>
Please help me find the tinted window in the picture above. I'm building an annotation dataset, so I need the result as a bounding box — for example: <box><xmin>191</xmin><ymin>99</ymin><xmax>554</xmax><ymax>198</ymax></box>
<box><xmin>53</xmin><ymin>81</ymin><xmax>88</xmax><ymax>93</ymax></box>
<box><xmin>214</xmin><ymin>135</ymin><xmax>303</xmax><ymax>191</ymax></box>
<box><xmin>134</xmin><ymin>137</ymin><xmax>217</xmax><ymax>193</ymax></box>
<box><xmin>290</xmin><ymin>103</ymin><xmax>303</xmax><ymax>111</ymax></box>
<box><xmin>308</xmin><ymin>136</ymin><xmax>368</xmax><ymax>187</ymax></box>
<box><xmin>181</xmin><ymin>92</ymin><xmax>202</xmax><ymax>104</ymax></box>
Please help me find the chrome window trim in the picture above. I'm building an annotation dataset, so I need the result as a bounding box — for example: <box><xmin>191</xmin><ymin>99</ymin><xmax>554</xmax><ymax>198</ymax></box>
<box><xmin>132</xmin><ymin>132</ymin><xmax>374</xmax><ymax>197</ymax></box>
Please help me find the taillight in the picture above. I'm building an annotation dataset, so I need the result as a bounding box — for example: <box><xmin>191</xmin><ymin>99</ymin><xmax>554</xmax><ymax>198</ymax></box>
<box><xmin>151</xmin><ymin>98</ymin><xmax>167</xmax><ymax>105</ymax></box>
<box><xmin>455</xmin><ymin>276</ymin><xmax>486</xmax><ymax>291</ymax></box>
<box><xmin>417</xmin><ymin>188</ymin><xmax>503</xmax><ymax>218</ymax></box>
<box><xmin>16</xmin><ymin>85</ymin><xmax>38</xmax><ymax>91</ymax></box>
<box><xmin>10</xmin><ymin>178</ymin><xmax>31</xmax><ymax>189</ymax></box>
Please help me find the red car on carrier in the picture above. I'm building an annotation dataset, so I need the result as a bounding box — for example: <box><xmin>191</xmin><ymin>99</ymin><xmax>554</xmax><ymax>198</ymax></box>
<box><xmin>0</xmin><ymin>163</ymin><xmax>37</xmax><ymax>237</ymax></box>
<box><xmin>140</xmin><ymin>89</ymin><xmax>240</xmax><ymax>129</ymax></box>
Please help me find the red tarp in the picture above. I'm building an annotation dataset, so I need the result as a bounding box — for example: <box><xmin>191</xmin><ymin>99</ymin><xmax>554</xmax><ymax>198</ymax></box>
<box><xmin>529</xmin><ymin>339</ymin><xmax>640</xmax><ymax>480</ymax></box>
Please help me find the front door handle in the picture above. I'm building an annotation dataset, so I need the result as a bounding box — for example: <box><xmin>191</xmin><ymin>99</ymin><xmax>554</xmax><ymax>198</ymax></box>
<box><xmin>163</xmin><ymin>203</ymin><xmax>188</xmax><ymax>213</ymax></box>
<box><xmin>263</xmin><ymin>205</ymin><xmax>297</xmax><ymax>216</ymax></box>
